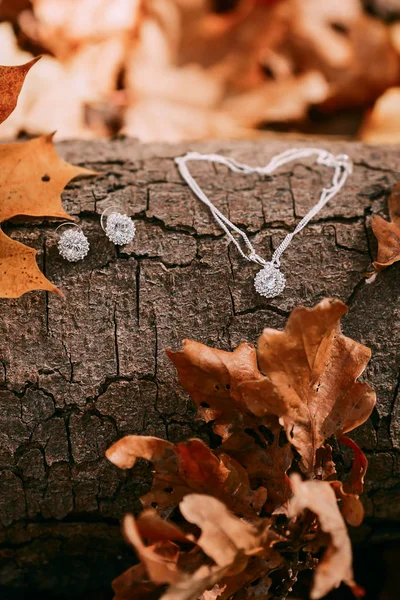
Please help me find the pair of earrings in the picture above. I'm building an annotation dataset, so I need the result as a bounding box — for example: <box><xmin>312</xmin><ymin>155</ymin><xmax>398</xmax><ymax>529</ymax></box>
<box><xmin>57</xmin><ymin>208</ymin><xmax>136</xmax><ymax>262</ymax></box>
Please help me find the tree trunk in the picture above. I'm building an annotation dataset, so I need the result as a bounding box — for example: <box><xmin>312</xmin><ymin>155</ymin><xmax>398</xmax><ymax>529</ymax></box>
<box><xmin>1</xmin><ymin>137</ymin><xmax>400</xmax><ymax>596</ymax></box>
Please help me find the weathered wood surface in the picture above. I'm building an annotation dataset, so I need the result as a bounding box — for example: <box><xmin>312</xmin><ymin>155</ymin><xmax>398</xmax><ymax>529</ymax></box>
<box><xmin>1</xmin><ymin>137</ymin><xmax>400</xmax><ymax>595</ymax></box>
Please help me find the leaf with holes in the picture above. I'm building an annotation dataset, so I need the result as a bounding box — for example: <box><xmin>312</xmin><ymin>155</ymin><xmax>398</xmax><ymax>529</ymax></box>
<box><xmin>106</xmin><ymin>436</ymin><xmax>267</xmax><ymax>518</ymax></box>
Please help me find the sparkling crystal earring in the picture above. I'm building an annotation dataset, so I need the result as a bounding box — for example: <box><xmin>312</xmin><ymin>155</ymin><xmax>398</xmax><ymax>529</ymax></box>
<box><xmin>56</xmin><ymin>223</ymin><xmax>90</xmax><ymax>262</ymax></box>
<box><xmin>100</xmin><ymin>207</ymin><xmax>136</xmax><ymax>245</ymax></box>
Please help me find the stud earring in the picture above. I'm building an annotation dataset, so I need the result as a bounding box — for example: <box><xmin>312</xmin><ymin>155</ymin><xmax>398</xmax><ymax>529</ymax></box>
<box><xmin>100</xmin><ymin>207</ymin><xmax>136</xmax><ymax>245</ymax></box>
<box><xmin>56</xmin><ymin>223</ymin><xmax>90</xmax><ymax>262</ymax></box>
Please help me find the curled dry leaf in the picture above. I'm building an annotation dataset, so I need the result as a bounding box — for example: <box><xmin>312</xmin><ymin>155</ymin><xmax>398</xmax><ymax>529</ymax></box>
<box><xmin>0</xmin><ymin>57</ymin><xmax>40</xmax><ymax>125</ymax></box>
<box><xmin>329</xmin><ymin>481</ymin><xmax>364</xmax><ymax>528</ymax></box>
<box><xmin>0</xmin><ymin>229</ymin><xmax>62</xmax><ymax>298</ymax></box>
<box><xmin>340</xmin><ymin>435</ymin><xmax>368</xmax><ymax>496</ymax></box>
<box><xmin>239</xmin><ymin>298</ymin><xmax>375</xmax><ymax>473</ymax></box>
<box><xmin>288</xmin><ymin>474</ymin><xmax>355</xmax><ymax>600</ymax></box>
<box><xmin>179</xmin><ymin>494</ymin><xmax>268</xmax><ymax>568</ymax></box>
<box><xmin>106</xmin><ymin>436</ymin><xmax>267</xmax><ymax>517</ymax></box>
<box><xmin>368</xmin><ymin>180</ymin><xmax>400</xmax><ymax>276</ymax></box>
<box><xmin>114</xmin><ymin>494</ymin><xmax>282</xmax><ymax>600</ymax></box>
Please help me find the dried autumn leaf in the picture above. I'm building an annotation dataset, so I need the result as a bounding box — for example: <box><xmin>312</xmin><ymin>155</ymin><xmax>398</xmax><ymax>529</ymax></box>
<box><xmin>0</xmin><ymin>229</ymin><xmax>62</xmax><ymax>298</ymax></box>
<box><xmin>340</xmin><ymin>435</ymin><xmax>368</xmax><ymax>496</ymax></box>
<box><xmin>239</xmin><ymin>298</ymin><xmax>375</xmax><ymax>473</ymax></box>
<box><xmin>113</xmin><ymin>563</ymin><xmax>160</xmax><ymax>600</ymax></box>
<box><xmin>0</xmin><ymin>57</ymin><xmax>40</xmax><ymax>125</ymax></box>
<box><xmin>123</xmin><ymin>514</ymin><xmax>184</xmax><ymax>585</ymax></box>
<box><xmin>179</xmin><ymin>494</ymin><xmax>268</xmax><ymax>568</ymax></box>
<box><xmin>106</xmin><ymin>436</ymin><xmax>267</xmax><ymax>517</ymax></box>
<box><xmin>218</xmin><ymin>422</ymin><xmax>292</xmax><ymax>513</ymax></box>
<box><xmin>368</xmin><ymin>180</ymin><xmax>400</xmax><ymax>276</ymax></box>
<box><xmin>166</xmin><ymin>340</ymin><xmax>263</xmax><ymax>424</ymax></box>
<box><xmin>288</xmin><ymin>474</ymin><xmax>355</xmax><ymax>600</ymax></box>
<box><xmin>329</xmin><ymin>481</ymin><xmax>364</xmax><ymax>528</ymax></box>
<box><xmin>160</xmin><ymin>564</ymin><xmax>234</xmax><ymax>600</ymax></box>
<box><xmin>117</xmin><ymin>497</ymin><xmax>279</xmax><ymax>600</ymax></box>
<box><xmin>0</xmin><ymin>133</ymin><xmax>96</xmax><ymax>223</ymax></box>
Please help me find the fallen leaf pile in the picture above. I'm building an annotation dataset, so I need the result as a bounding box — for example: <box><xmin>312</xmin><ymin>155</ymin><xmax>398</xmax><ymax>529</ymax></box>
<box><xmin>0</xmin><ymin>0</ymin><xmax>399</xmax><ymax>142</ymax></box>
<box><xmin>0</xmin><ymin>60</ymin><xmax>96</xmax><ymax>298</ymax></box>
<box><xmin>106</xmin><ymin>298</ymin><xmax>376</xmax><ymax>600</ymax></box>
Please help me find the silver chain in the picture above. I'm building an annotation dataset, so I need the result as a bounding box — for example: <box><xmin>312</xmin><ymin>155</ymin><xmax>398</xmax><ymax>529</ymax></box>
<box><xmin>175</xmin><ymin>148</ymin><xmax>352</xmax><ymax>269</ymax></box>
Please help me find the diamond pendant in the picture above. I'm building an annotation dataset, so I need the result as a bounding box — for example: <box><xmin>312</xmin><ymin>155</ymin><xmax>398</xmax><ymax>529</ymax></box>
<box><xmin>254</xmin><ymin>262</ymin><xmax>286</xmax><ymax>298</ymax></box>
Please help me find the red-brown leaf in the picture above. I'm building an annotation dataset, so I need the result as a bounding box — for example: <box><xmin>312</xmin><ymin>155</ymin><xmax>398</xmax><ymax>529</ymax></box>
<box><xmin>106</xmin><ymin>436</ymin><xmax>267</xmax><ymax>517</ymax></box>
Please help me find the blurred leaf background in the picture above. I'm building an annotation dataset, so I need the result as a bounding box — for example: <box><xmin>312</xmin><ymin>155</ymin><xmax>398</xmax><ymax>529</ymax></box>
<box><xmin>0</xmin><ymin>0</ymin><xmax>400</xmax><ymax>143</ymax></box>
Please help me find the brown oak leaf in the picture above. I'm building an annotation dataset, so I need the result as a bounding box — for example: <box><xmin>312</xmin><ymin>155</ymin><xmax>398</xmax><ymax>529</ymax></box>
<box><xmin>179</xmin><ymin>494</ymin><xmax>269</xmax><ymax>568</ymax></box>
<box><xmin>239</xmin><ymin>298</ymin><xmax>375</xmax><ymax>473</ymax></box>
<box><xmin>329</xmin><ymin>481</ymin><xmax>364</xmax><ymax>528</ymax></box>
<box><xmin>166</xmin><ymin>340</ymin><xmax>263</xmax><ymax>424</ymax></box>
<box><xmin>106</xmin><ymin>436</ymin><xmax>267</xmax><ymax>518</ymax></box>
<box><xmin>167</xmin><ymin>343</ymin><xmax>293</xmax><ymax>510</ymax></box>
<box><xmin>0</xmin><ymin>58</ymin><xmax>40</xmax><ymax>125</ymax></box>
<box><xmin>288</xmin><ymin>474</ymin><xmax>356</xmax><ymax>600</ymax></box>
<box><xmin>369</xmin><ymin>180</ymin><xmax>400</xmax><ymax>276</ymax></box>
<box><xmin>116</xmin><ymin>495</ymin><xmax>281</xmax><ymax>600</ymax></box>
<box><xmin>0</xmin><ymin>229</ymin><xmax>62</xmax><ymax>297</ymax></box>
<box><xmin>0</xmin><ymin>133</ymin><xmax>96</xmax><ymax>223</ymax></box>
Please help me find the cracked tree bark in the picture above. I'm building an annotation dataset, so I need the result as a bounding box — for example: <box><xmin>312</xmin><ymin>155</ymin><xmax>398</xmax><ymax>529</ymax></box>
<box><xmin>0</xmin><ymin>137</ymin><xmax>400</xmax><ymax>596</ymax></box>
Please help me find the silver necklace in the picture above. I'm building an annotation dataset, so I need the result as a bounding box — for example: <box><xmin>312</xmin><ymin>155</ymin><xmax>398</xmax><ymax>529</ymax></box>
<box><xmin>175</xmin><ymin>148</ymin><xmax>352</xmax><ymax>298</ymax></box>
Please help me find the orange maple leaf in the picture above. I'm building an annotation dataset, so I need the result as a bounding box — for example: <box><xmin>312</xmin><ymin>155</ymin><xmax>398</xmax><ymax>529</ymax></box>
<box><xmin>0</xmin><ymin>229</ymin><xmax>61</xmax><ymax>298</ymax></box>
<box><xmin>0</xmin><ymin>133</ymin><xmax>96</xmax><ymax>223</ymax></box>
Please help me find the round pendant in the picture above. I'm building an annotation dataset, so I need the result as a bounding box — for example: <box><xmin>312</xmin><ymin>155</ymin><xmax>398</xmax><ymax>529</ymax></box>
<box><xmin>254</xmin><ymin>262</ymin><xmax>286</xmax><ymax>298</ymax></box>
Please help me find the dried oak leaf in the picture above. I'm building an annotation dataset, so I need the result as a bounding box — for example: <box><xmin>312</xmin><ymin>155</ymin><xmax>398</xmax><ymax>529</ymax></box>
<box><xmin>116</xmin><ymin>496</ymin><xmax>280</xmax><ymax>600</ymax></box>
<box><xmin>329</xmin><ymin>480</ymin><xmax>364</xmax><ymax>528</ymax></box>
<box><xmin>288</xmin><ymin>474</ymin><xmax>356</xmax><ymax>600</ymax></box>
<box><xmin>0</xmin><ymin>133</ymin><xmax>96</xmax><ymax>223</ymax></box>
<box><xmin>239</xmin><ymin>298</ymin><xmax>375</xmax><ymax>474</ymax></box>
<box><xmin>369</xmin><ymin>180</ymin><xmax>400</xmax><ymax>276</ymax></box>
<box><xmin>179</xmin><ymin>494</ymin><xmax>269</xmax><ymax>569</ymax></box>
<box><xmin>315</xmin><ymin>443</ymin><xmax>364</xmax><ymax>528</ymax></box>
<box><xmin>106</xmin><ymin>436</ymin><xmax>267</xmax><ymax>518</ymax></box>
<box><xmin>166</xmin><ymin>341</ymin><xmax>293</xmax><ymax>511</ymax></box>
<box><xmin>0</xmin><ymin>57</ymin><xmax>40</xmax><ymax>125</ymax></box>
<box><xmin>0</xmin><ymin>229</ymin><xmax>61</xmax><ymax>298</ymax></box>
